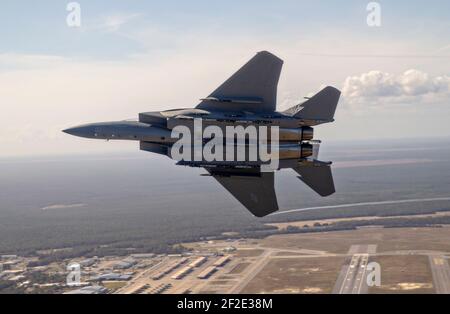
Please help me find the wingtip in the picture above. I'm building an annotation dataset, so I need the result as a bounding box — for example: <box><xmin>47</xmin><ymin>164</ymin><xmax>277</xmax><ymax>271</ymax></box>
<box><xmin>257</xmin><ymin>50</ymin><xmax>283</xmax><ymax>63</ymax></box>
<box><xmin>324</xmin><ymin>85</ymin><xmax>342</xmax><ymax>95</ymax></box>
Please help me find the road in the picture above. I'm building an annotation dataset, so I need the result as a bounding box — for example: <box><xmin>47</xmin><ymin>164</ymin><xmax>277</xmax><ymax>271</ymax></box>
<box><xmin>429</xmin><ymin>255</ymin><xmax>450</xmax><ymax>294</ymax></box>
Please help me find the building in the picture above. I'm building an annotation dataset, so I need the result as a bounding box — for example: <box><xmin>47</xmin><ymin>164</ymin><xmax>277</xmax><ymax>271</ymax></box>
<box><xmin>223</xmin><ymin>246</ymin><xmax>237</xmax><ymax>253</ymax></box>
<box><xmin>34</xmin><ymin>283</ymin><xmax>60</xmax><ymax>288</ymax></box>
<box><xmin>189</xmin><ymin>257</ymin><xmax>207</xmax><ymax>268</ymax></box>
<box><xmin>151</xmin><ymin>258</ymin><xmax>189</xmax><ymax>280</ymax></box>
<box><xmin>113</xmin><ymin>258</ymin><xmax>137</xmax><ymax>270</ymax></box>
<box><xmin>90</xmin><ymin>273</ymin><xmax>132</xmax><ymax>282</ymax></box>
<box><xmin>2</xmin><ymin>269</ymin><xmax>25</xmax><ymax>278</ymax></box>
<box><xmin>1</xmin><ymin>255</ymin><xmax>18</xmax><ymax>260</ymax></box>
<box><xmin>79</xmin><ymin>258</ymin><xmax>97</xmax><ymax>267</ymax></box>
<box><xmin>151</xmin><ymin>272</ymin><xmax>164</xmax><ymax>280</ymax></box>
<box><xmin>64</xmin><ymin>285</ymin><xmax>108</xmax><ymax>294</ymax></box>
<box><xmin>197</xmin><ymin>266</ymin><xmax>217</xmax><ymax>279</ymax></box>
<box><xmin>9</xmin><ymin>274</ymin><xmax>26</xmax><ymax>282</ymax></box>
<box><xmin>149</xmin><ymin>283</ymin><xmax>172</xmax><ymax>294</ymax></box>
<box><xmin>1</xmin><ymin>260</ymin><xmax>20</xmax><ymax>270</ymax></box>
<box><xmin>130</xmin><ymin>253</ymin><xmax>155</xmax><ymax>259</ymax></box>
<box><xmin>213</xmin><ymin>256</ymin><xmax>230</xmax><ymax>267</ymax></box>
<box><xmin>171</xmin><ymin>266</ymin><xmax>192</xmax><ymax>280</ymax></box>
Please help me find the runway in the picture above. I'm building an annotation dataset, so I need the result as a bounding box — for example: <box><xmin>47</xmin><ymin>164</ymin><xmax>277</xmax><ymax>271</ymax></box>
<box><xmin>271</xmin><ymin>197</ymin><xmax>450</xmax><ymax>216</ymax></box>
<box><xmin>429</xmin><ymin>255</ymin><xmax>450</xmax><ymax>294</ymax></box>
<box><xmin>333</xmin><ymin>245</ymin><xmax>376</xmax><ymax>294</ymax></box>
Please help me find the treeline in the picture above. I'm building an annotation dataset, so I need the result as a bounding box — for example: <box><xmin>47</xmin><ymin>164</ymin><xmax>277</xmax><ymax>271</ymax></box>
<box><xmin>24</xmin><ymin>225</ymin><xmax>275</xmax><ymax>267</ymax></box>
<box><xmin>276</xmin><ymin>215</ymin><xmax>450</xmax><ymax>236</ymax></box>
<box><xmin>0</xmin><ymin>211</ymin><xmax>271</xmax><ymax>256</ymax></box>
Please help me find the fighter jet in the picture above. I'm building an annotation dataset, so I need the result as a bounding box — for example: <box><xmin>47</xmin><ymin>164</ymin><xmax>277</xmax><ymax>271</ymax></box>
<box><xmin>63</xmin><ymin>51</ymin><xmax>341</xmax><ymax>217</ymax></box>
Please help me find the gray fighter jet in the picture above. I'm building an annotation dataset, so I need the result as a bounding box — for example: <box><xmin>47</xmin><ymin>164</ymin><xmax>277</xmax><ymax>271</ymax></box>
<box><xmin>63</xmin><ymin>51</ymin><xmax>341</xmax><ymax>217</ymax></box>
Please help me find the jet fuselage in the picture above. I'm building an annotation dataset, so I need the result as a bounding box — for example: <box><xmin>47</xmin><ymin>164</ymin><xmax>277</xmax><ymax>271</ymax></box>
<box><xmin>63</xmin><ymin>51</ymin><xmax>340</xmax><ymax>217</ymax></box>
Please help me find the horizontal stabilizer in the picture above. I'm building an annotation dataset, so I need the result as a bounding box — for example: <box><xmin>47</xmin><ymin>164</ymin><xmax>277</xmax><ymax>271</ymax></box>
<box><xmin>294</xmin><ymin>164</ymin><xmax>335</xmax><ymax>196</ymax></box>
<box><xmin>285</xmin><ymin>86</ymin><xmax>341</xmax><ymax>124</ymax></box>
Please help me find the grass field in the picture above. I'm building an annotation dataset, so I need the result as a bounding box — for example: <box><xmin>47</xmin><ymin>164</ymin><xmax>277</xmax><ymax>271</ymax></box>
<box><xmin>228</xmin><ymin>262</ymin><xmax>251</xmax><ymax>274</ymax></box>
<box><xmin>260</xmin><ymin>226</ymin><xmax>450</xmax><ymax>254</ymax></box>
<box><xmin>369</xmin><ymin>255</ymin><xmax>434</xmax><ymax>294</ymax></box>
<box><xmin>234</xmin><ymin>249</ymin><xmax>264</xmax><ymax>257</ymax></box>
<box><xmin>241</xmin><ymin>257</ymin><xmax>345</xmax><ymax>294</ymax></box>
<box><xmin>102</xmin><ymin>281</ymin><xmax>128</xmax><ymax>290</ymax></box>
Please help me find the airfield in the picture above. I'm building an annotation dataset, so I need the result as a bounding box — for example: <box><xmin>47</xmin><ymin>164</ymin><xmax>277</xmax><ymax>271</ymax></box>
<box><xmin>111</xmin><ymin>225</ymin><xmax>450</xmax><ymax>294</ymax></box>
<box><xmin>4</xmin><ymin>216</ymin><xmax>450</xmax><ymax>294</ymax></box>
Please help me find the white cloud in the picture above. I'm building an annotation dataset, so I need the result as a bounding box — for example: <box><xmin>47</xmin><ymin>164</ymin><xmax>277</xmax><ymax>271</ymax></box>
<box><xmin>342</xmin><ymin>69</ymin><xmax>450</xmax><ymax>106</ymax></box>
<box><xmin>435</xmin><ymin>44</ymin><xmax>450</xmax><ymax>54</ymax></box>
<box><xmin>104</xmin><ymin>13</ymin><xmax>141</xmax><ymax>32</ymax></box>
<box><xmin>86</xmin><ymin>13</ymin><xmax>142</xmax><ymax>33</ymax></box>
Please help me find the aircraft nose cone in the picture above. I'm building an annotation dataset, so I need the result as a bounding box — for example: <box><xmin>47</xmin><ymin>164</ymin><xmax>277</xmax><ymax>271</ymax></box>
<box><xmin>62</xmin><ymin>125</ymin><xmax>95</xmax><ymax>138</ymax></box>
<box><xmin>62</xmin><ymin>127</ymin><xmax>76</xmax><ymax>135</ymax></box>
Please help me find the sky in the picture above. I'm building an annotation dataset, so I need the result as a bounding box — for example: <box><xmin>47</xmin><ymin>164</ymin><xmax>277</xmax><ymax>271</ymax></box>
<box><xmin>0</xmin><ymin>0</ymin><xmax>449</xmax><ymax>157</ymax></box>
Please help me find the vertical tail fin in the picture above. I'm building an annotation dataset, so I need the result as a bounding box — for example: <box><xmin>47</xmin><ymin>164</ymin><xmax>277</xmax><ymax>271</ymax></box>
<box><xmin>285</xmin><ymin>86</ymin><xmax>341</xmax><ymax>124</ymax></box>
<box><xmin>197</xmin><ymin>51</ymin><xmax>283</xmax><ymax>113</ymax></box>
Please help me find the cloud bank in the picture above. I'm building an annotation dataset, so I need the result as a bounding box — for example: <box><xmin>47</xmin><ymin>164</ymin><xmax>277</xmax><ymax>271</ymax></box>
<box><xmin>342</xmin><ymin>69</ymin><xmax>450</xmax><ymax>105</ymax></box>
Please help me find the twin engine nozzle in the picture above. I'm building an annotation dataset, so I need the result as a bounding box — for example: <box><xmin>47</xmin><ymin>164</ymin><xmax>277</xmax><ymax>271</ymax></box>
<box><xmin>279</xmin><ymin>126</ymin><xmax>313</xmax><ymax>142</ymax></box>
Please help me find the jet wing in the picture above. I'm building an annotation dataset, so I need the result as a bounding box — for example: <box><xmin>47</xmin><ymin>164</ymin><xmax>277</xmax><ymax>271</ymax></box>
<box><xmin>206</xmin><ymin>168</ymin><xmax>279</xmax><ymax>217</ymax></box>
<box><xmin>197</xmin><ymin>51</ymin><xmax>283</xmax><ymax>113</ymax></box>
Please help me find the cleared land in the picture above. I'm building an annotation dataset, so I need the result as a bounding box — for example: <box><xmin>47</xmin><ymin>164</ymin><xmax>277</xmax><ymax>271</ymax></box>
<box><xmin>268</xmin><ymin>211</ymin><xmax>450</xmax><ymax>230</ymax></box>
<box><xmin>241</xmin><ymin>257</ymin><xmax>345</xmax><ymax>294</ymax></box>
<box><xmin>369</xmin><ymin>255</ymin><xmax>434</xmax><ymax>294</ymax></box>
<box><xmin>228</xmin><ymin>262</ymin><xmax>251</xmax><ymax>274</ymax></box>
<box><xmin>260</xmin><ymin>226</ymin><xmax>450</xmax><ymax>254</ymax></box>
<box><xmin>234</xmin><ymin>249</ymin><xmax>264</xmax><ymax>257</ymax></box>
